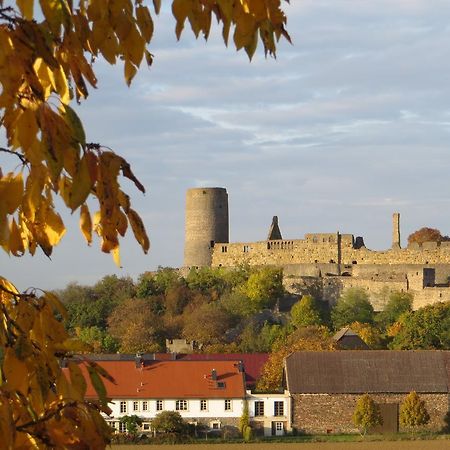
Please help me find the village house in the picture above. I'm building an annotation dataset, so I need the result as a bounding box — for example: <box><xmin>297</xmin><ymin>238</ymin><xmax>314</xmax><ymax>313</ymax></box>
<box><xmin>284</xmin><ymin>350</ymin><xmax>450</xmax><ymax>434</ymax></box>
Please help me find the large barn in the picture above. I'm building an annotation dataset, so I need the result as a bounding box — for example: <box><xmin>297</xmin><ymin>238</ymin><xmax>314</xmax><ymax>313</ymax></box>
<box><xmin>284</xmin><ymin>350</ymin><xmax>450</xmax><ymax>434</ymax></box>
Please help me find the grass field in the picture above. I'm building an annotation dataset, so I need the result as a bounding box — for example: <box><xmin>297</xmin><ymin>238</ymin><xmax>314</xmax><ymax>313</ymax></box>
<box><xmin>114</xmin><ymin>440</ymin><xmax>449</xmax><ymax>450</ymax></box>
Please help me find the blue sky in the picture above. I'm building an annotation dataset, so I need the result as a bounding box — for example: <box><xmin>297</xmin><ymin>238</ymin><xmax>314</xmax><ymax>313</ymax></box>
<box><xmin>2</xmin><ymin>0</ymin><xmax>450</xmax><ymax>290</ymax></box>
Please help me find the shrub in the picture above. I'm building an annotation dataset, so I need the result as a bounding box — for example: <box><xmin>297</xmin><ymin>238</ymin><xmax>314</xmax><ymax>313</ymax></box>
<box><xmin>352</xmin><ymin>394</ymin><xmax>383</xmax><ymax>435</ymax></box>
<box><xmin>400</xmin><ymin>391</ymin><xmax>430</xmax><ymax>431</ymax></box>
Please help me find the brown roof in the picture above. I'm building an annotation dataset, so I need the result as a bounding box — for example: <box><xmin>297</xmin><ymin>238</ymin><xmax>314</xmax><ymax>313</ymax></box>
<box><xmin>66</xmin><ymin>360</ymin><xmax>246</xmax><ymax>399</ymax></box>
<box><xmin>285</xmin><ymin>351</ymin><xmax>450</xmax><ymax>394</ymax></box>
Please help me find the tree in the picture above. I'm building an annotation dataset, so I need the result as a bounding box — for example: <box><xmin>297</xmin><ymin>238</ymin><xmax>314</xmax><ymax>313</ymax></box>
<box><xmin>407</xmin><ymin>227</ymin><xmax>450</xmax><ymax>245</ymax></box>
<box><xmin>290</xmin><ymin>295</ymin><xmax>323</xmax><ymax>328</ymax></box>
<box><xmin>239</xmin><ymin>400</ymin><xmax>250</xmax><ymax>435</ymax></box>
<box><xmin>376</xmin><ymin>291</ymin><xmax>413</xmax><ymax>330</ymax></box>
<box><xmin>238</xmin><ymin>267</ymin><xmax>284</xmax><ymax>311</ymax></box>
<box><xmin>400</xmin><ymin>391</ymin><xmax>430</xmax><ymax>432</ymax></box>
<box><xmin>0</xmin><ymin>1</ymin><xmax>290</xmax><ymax>446</ymax></box>
<box><xmin>331</xmin><ymin>288</ymin><xmax>374</xmax><ymax>330</ymax></box>
<box><xmin>108</xmin><ymin>298</ymin><xmax>164</xmax><ymax>353</ymax></box>
<box><xmin>352</xmin><ymin>394</ymin><xmax>383</xmax><ymax>436</ymax></box>
<box><xmin>182</xmin><ymin>302</ymin><xmax>233</xmax><ymax>346</ymax></box>
<box><xmin>151</xmin><ymin>411</ymin><xmax>187</xmax><ymax>435</ymax></box>
<box><xmin>390</xmin><ymin>301</ymin><xmax>450</xmax><ymax>350</ymax></box>
<box><xmin>256</xmin><ymin>326</ymin><xmax>335</xmax><ymax>391</ymax></box>
<box><xmin>119</xmin><ymin>415</ymin><xmax>143</xmax><ymax>435</ymax></box>
<box><xmin>348</xmin><ymin>322</ymin><xmax>384</xmax><ymax>349</ymax></box>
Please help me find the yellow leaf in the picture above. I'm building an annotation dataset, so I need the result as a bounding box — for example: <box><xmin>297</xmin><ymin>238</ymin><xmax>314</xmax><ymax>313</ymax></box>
<box><xmin>69</xmin><ymin>155</ymin><xmax>92</xmax><ymax>210</ymax></box>
<box><xmin>15</xmin><ymin>108</ymin><xmax>39</xmax><ymax>150</ymax></box>
<box><xmin>124</xmin><ymin>59</ymin><xmax>137</xmax><ymax>87</ymax></box>
<box><xmin>116</xmin><ymin>209</ymin><xmax>127</xmax><ymax>236</ymax></box>
<box><xmin>136</xmin><ymin>5</ymin><xmax>154</xmax><ymax>42</ymax></box>
<box><xmin>68</xmin><ymin>361</ymin><xmax>87</xmax><ymax>400</ymax></box>
<box><xmin>60</xmin><ymin>103</ymin><xmax>86</xmax><ymax>148</ymax></box>
<box><xmin>79</xmin><ymin>203</ymin><xmax>92</xmax><ymax>245</ymax></box>
<box><xmin>9</xmin><ymin>218</ymin><xmax>25</xmax><ymax>256</ymax></box>
<box><xmin>54</xmin><ymin>66</ymin><xmax>71</xmax><ymax>104</ymax></box>
<box><xmin>0</xmin><ymin>172</ymin><xmax>24</xmax><ymax>214</ymax></box>
<box><xmin>0</xmin><ymin>213</ymin><xmax>9</xmax><ymax>247</ymax></box>
<box><xmin>127</xmin><ymin>208</ymin><xmax>150</xmax><ymax>254</ymax></box>
<box><xmin>112</xmin><ymin>246</ymin><xmax>121</xmax><ymax>267</ymax></box>
<box><xmin>44</xmin><ymin>207</ymin><xmax>66</xmax><ymax>246</ymax></box>
<box><xmin>17</xmin><ymin>0</ymin><xmax>34</xmax><ymax>20</ymax></box>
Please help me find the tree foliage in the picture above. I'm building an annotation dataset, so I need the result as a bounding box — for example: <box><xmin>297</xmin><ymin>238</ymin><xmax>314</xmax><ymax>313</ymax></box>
<box><xmin>399</xmin><ymin>391</ymin><xmax>430</xmax><ymax>431</ymax></box>
<box><xmin>376</xmin><ymin>291</ymin><xmax>412</xmax><ymax>330</ymax></box>
<box><xmin>1</xmin><ymin>1</ymin><xmax>291</xmax><ymax>445</ymax></box>
<box><xmin>352</xmin><ymin>394</ymin><xmax>383</xmax><ymax>436</ymax></box>
<box><xmin>290</xmin><ymin>295</ymin><xmax>323</xmax><ymax>328</ymax></box>
<box><xmin>390</xmin><ymin>301</ymin><xmax>450</xmax><ymax>350</ymax></box>
<box><xmin>331</xmin><ymin>287</ymin><xmax>374</xmax><ymax>330</ymax></box>
<box><xmin>256</xmin><ymin>326</ymin><xmax>335</xmax><ymax>392</ymax></box>
<box><xmin>151</xmin><ymin>411</ymin><xmax>187</xmax><ymax>435</ymax></box>
<box><xmin>407</xmin><ymin>227</ymin><xmax>449</xmax><ymax>245</ymax></box>
<box><xmin>119</xmin><ymin>415</ymin><xmax>143</xmax><ymax>435</ymax></box>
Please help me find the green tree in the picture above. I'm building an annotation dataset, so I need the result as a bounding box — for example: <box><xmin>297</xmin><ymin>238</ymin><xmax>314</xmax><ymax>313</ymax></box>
<box><xmin>77</xmin><ymin>326</ymin><xmax>119</xmax><ymax>353</ymax></box>
<box><xmin>290</xmin><ymin>295</ymin><xmax>323</xmax><ymax>328</ymax></box>
<box><xmin>400</xmin><ymin>391</ymin><xmax>430</xmax><ymax>431</ymax></box>
<box><xmin>352</xmin><ymin>394</ymin><xmax>383</xmax><ymax>436</ymax></box>
<box><xmin>151</xmin><ymin>411</ymin><xmax>187</xmax><ymax>435</ymax></box>
<box><xmin>137</xmin><ymin>268</ymin><xmax>183</xmax><ymax>297</ymax></box>
<box><xmin>376</xmin><ymin>291</ymin><xmax>413</xmax><ymax>330</ymax></box>
<box><xmin>119</xmin><ymin>415</ymin><xmax>143</xmax><ymax>435</ymax></box>
<box><xmin>239</xmin><ymin>400</ymin><xmax>250</xmax><ymax>435</ymax></box>
<box><xmin>390</xmin><ymin>301</ymin><xmax>450</xmax><ymax>349</ymax></box>
<box><xmin>239</xmin><ymin>267</ymin><xmax>284</xmax><ymax>310</ymax></box>
<box><xmin>239</xmin><ymin>321</ymin><xmax>285</xmax><ymax>352</ymax></box>
<box><xmin>331</xmin><ymin>288</ymin><xmax>374</xmax><ymax>330</ymax></box>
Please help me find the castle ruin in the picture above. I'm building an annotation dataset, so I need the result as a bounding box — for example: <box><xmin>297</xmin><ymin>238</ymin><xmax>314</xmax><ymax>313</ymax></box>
<box><xmin>184</xmin><ymin>187</ymin><xmax>450</xmax><ymax>310</ymax></box>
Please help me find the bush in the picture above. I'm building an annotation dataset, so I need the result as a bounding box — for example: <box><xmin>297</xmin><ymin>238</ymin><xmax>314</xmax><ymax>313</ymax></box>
<box><xmin>400</xmin><ymin>391</ymin><xmax>430</xmax><ymax>431</ymax></box>
<box><xmin>243</xmin><ymin>425</ymin><xmax>253</xmax><ymax>441</ymax></box>
<box><xmin>352</xmin><ymin>394</ymin><xmax>383</xmax><ymax>435</ymax></box>
<box><xmin>151</xmin><ymin>411</ymin><xmax>187</xmax><ymax>435</ymax></box>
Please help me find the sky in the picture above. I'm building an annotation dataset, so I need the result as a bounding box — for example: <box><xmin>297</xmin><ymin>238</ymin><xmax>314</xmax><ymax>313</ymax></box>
<box><xmin>2</xmin><ymin>0</ymin><xmax>450</xmax><ymax>290</ymax></box>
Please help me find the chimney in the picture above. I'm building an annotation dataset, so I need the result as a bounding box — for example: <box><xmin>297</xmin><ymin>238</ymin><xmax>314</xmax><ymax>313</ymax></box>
<box><xmin>392</xmin><ymin>212</ymin><xmax>401</xmax><ymax>249</ymax></box>
<box><xmin>211</xmin><ymin>369</ymin><xmax>217</xmax><ymax>381</ymax></box>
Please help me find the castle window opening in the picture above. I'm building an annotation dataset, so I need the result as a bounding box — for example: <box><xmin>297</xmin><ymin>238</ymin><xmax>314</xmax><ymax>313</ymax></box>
<box><xmin>352</xmin><ymin>261</ymin><xmax>357</xmax><ymax>265</ymax></box>
<box><xmin>323</xmin><ymin>238</ymin><xmax>326</xmax><ymax>243</ymax></box>
<box><xmin>221</xmin><ymin>246</ymin><xmax>227</xmax><ymax>253</ymax></box>
<box><xmin>329</xmin><ymin>259</ymin><xmax>335</xmax><ymax>263</ymax></box>
<box><xmin>243</xmin><ymin>245</ymin><xmax>249</xmax><ymax>253</ymax></box>
<box><xmin>210</xmin><ymin>240</ymin><xmax>215</xmax><ymax>248</ymax></box>
<box><xmin>267</xmin><ymin>242</ymin><xmax>271</xmax><ymax>250</ymax></box>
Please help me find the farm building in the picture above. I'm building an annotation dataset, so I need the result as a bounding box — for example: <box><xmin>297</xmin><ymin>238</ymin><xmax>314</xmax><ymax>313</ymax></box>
<box><xmin>284</xmin><ymin>350</ymin><xmax>450</xmax><ymax>434</ymax></box>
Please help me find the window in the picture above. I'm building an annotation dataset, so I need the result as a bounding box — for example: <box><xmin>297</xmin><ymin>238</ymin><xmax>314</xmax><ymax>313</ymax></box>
<box><xmin>224</xmin><ymin>399</ymin><xmax>231</xmax><ymax>411</ymax></box>
<box><xmin>120</xmin><ymin>401</ymin><xmax>127</xmax><ymax>413</ymax></box>
<box><xmin>176</xmin><ymin>400</ymin><xmax>188</xmax><ymax>411</ymax></box>
<box><xmin>222</xmin><ymin>245</ymin><xmax>227</xmax><ymax>253</ymax></box>
<box><xmin>217</xmin><ymin>381</ymin><xmax>226</xmax><ymax>389</ymax></box>
<box><xmin>200</xmin><ymin>399</ymin><xmax>207</xmax><ymax>411</ymax></box>
<box><xmin>210</xmin><ymin>421</ymin><xmax>221</xmax><ymax>430</ymax></box>
<box><xmin>274</xmin><ymin>401</ymin><xmax>284</xmax><ymax>416</ymax></box>
<box><xmin>156</xmin><ymin>400</ymin><xmax>163</xmax><ymax>411</ymax></box>
<box><xmin>142</xmin><ymin>401</ymin><xmax>148</xmax><ymax>411</ymax></box>
<box><xmin>142</xmin><ymin>423</ymin><xmax>151</xmax><ymax>431</ymax></box>
<box><xmin>243</xmin><ymin>245</ymin><xmax>249</xmax><ymax>252</ymax></box>
<box><xmin>119</xmin><ymin>421</ymin><xmax>127</xmax><ymax>433</ymax></box>
<box><xmin>133</xmin><ymin>401</ymin><xmax>139</xmax><ymax>412</ymax></box>
<box><xmin>254</xmin><ymin>401</ymin><xmax>264</xmax><ymax>417</ymax></box>
<box><xmin>276</xmin><ymin>422</ymin><xmax>283</xmax><ymax>431</ymax></box>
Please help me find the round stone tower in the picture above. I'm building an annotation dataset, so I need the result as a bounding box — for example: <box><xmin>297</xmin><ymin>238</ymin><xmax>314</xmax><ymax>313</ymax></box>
<box><xmin>184</xmin><ymin>187</ymin><xmax>229</xmax><ymax>267</ymax></box>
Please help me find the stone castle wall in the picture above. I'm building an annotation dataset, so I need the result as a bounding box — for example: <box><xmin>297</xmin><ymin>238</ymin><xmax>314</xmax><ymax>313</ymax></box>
<box><xmin>212</xmin><ymin>235</ymin><xmax>450</xmax><ymax>268</ymax></box>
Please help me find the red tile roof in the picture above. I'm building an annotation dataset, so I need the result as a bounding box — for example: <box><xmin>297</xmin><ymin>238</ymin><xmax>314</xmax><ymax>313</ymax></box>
<box><xmin>176</xmin><ymin>353</ymin><xmax>269</xmax><ymax>387</ymax></box>
<box><xmin>67</xmin><ymin>360</ymin><xmax>246</xmax><ymax>399</ymax></box>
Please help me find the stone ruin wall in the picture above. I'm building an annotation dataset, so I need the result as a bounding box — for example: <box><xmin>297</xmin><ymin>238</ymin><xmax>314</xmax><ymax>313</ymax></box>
<box><xmin>212</xmin><ymin>235</ymin><xmax>450</xmax><ymax>268</ymax></box>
